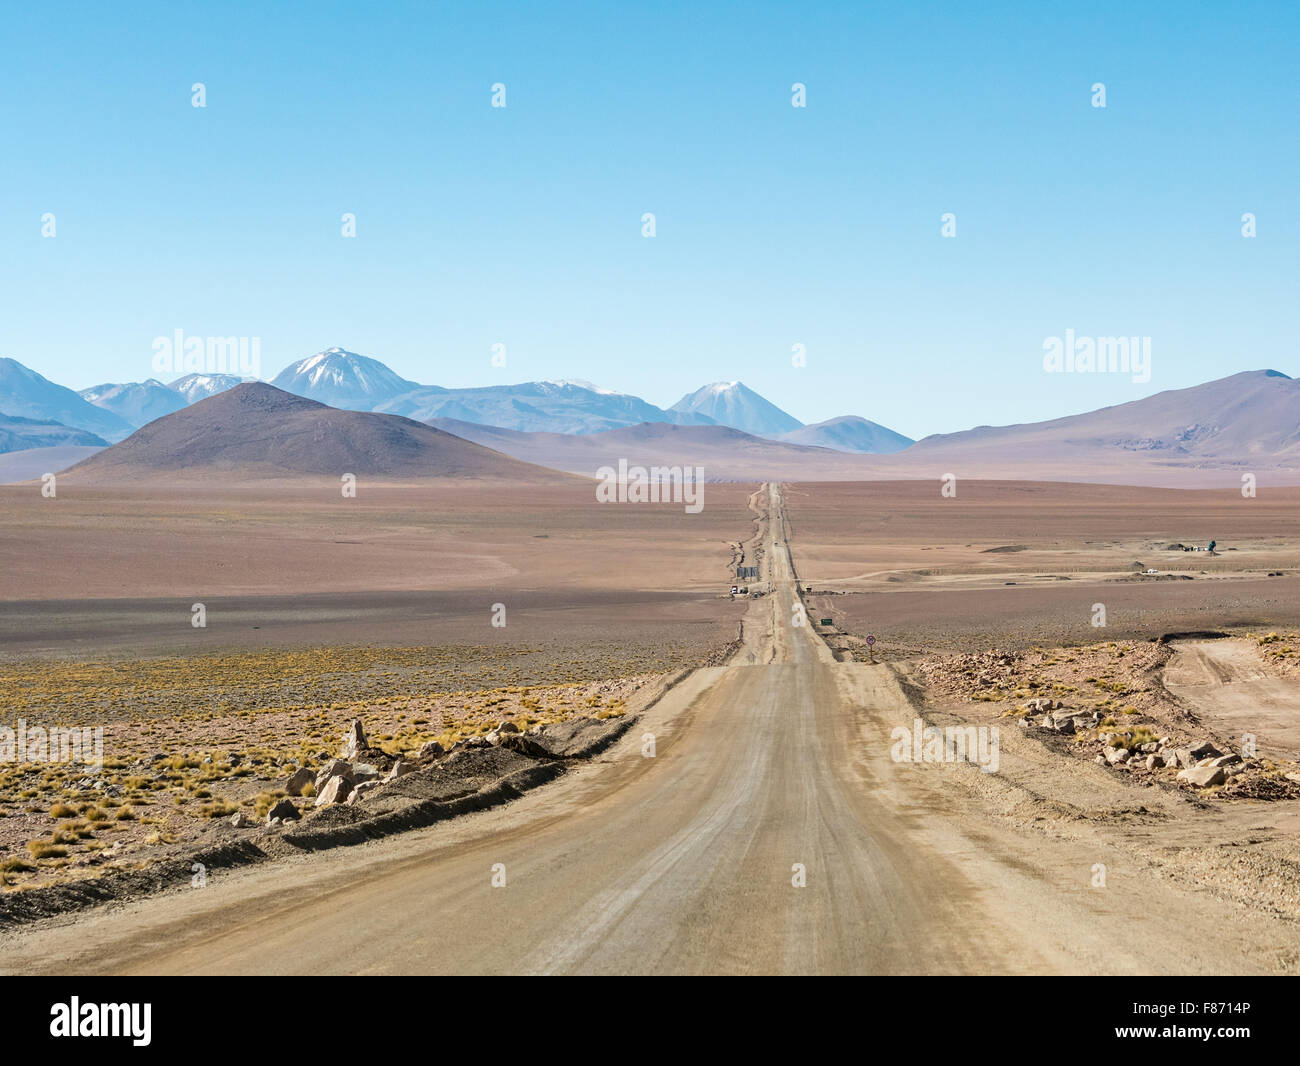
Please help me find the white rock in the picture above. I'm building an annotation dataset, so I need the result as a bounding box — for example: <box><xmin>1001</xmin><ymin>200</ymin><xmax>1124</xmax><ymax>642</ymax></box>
<box><xmin>342</xmin><ymin>719</ymin><xmax>367</xmax><ymax>759</ymax></box>
<box><xmin>385</xmin><ymin>761</ymin><xmax>414</xmax><ymax>782</ymax></box>
<box><xmin>1177</xmin><ymin>764</ymin><xmax>1227</xmax><ymax>788</ymax></box>
<box><xmin>314</xmin><ymin>775</ymin><xmax>354</xmax><ymax>807</ymax></box>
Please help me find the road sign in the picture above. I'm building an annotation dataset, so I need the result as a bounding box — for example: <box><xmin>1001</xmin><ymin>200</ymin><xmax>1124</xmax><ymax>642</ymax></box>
<box><xmin>866</xmin><ymin>634</ymin><xmax>876</xmax><ymax>646</ymax></box>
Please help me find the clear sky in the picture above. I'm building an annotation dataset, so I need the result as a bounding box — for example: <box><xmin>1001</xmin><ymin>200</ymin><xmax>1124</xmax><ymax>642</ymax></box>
<box><xmin>2</xmin><ymin>1</ymin><xmax>1296</xmax><ymax>440</ymax></box>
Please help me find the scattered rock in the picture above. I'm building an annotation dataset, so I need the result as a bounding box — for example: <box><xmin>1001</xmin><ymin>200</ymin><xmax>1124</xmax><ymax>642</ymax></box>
<box><xmin>497</xmin><ymin>732</ymin><xmax>557</xmax><ymax>759</ymax></box>
<box><xmin>230</xmin><ymin>812</ymin><xmax>255</xmax><ymax>829</ymax></box>
<box><xmin>314</xmin><ymin>775</ymin><xmax>354</xmax><ymax>807</ymax></box>
<box><xmin>352</xmin><ymin>763</ymin><xmax>381</xmax><ymax>783</ymax></box>
<box><xmin>1178</xmin><ymin>764</ymin><xmax>1227</xmax><ymax>788</ymax></box>
<box><xmin>417</xmin><ymin>740</ymin><xmax>445</xmax><ymax>760</ymax></box>
<box><xmin>1188</xmin><ymin>740</ymin><xmax>1222</xmax><ymax>761</ymax></box>
<box><xmin>266</xmin><ymin>799</ymin><xmax>301</xmax><ymax>823</ymax></box>
<box><xmin>346</xmin><ymin>780</ymin><xmax>383</xmax><ymax>804</ymax></box>
<box><xmin>285</xmin><ymin>766</ymin><xmax>315</xmax><ymax>796</ymax></box>
<box><xmin>1105</xmin><ymin>747</ymin><xmax>1131</xmax><ymax>766</ymax></box>
<box><xmin>315</xmin><ymin>759</ymin><xmax>354</xmax><ymax>790</ymax></box>
<box><xmin>385</xmin><ymin>761</ymin><xmax>414</xmax><ymax>782</ymax></box>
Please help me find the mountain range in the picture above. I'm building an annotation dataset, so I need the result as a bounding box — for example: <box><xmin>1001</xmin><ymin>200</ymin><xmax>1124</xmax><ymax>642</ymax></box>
<box><xmin>4</xmin><ymin>348</ymin><xmax>1299</xmax><ymax>488</ymax></box>
<box><xmin>2</xmin><ymin>346</ymin><xmax>914</xmax><ymax>452</ymax></box>
<box><xmin>906</xmin><ymin>369</ymin><xmax>1300</xmax><ymax>464</ymax></box>
<box><xmin>0</xmin><ymin>358</ymin><xmax>135</xmax><ymax>443</ymax></box>
<box><xmin>78</xmin><ymin>379</ymin><xmax>187</xmax><ymax>426</ymax></box>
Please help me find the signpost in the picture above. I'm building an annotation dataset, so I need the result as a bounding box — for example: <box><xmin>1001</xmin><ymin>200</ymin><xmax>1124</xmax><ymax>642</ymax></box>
<box><xmin>866</xmin><ymin>634</ymin><xmax>876</xmax><ymax>663</ymax></box>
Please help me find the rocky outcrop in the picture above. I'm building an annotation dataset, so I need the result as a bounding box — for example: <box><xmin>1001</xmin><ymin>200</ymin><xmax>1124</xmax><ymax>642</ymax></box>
<box><xmin>342</xmin><ymin>719</ymin><xmax>367</xmax><ymax>760</ymax></box>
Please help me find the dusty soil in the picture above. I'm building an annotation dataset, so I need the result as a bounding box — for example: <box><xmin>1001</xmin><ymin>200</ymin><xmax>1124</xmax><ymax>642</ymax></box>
<box><xmin>1165</xmin><ymin>635</ymin><xmax>1300</xmax><ymax>761</ymax></box>
<box><xmin>6</xmin><ymin>477</ymin><xmax>1300</xmax><ymax>973</ymax></box>
<box><xmin>787</xmin><ymin>479</ymin><xmax>1300</xmax><ymax>654</ymax></box>
<box><xmin>914</xmin><ymin>636</ymin><xmax>1300</xmax><ymax>795</ymax></box>
<box><xmin>0</xmin><ymin>478</ymin><xmax>761</xmax><ymax>898</ymax></box>
<box><xmin>6</xmin><ymin>481</ymin><xmax>1300</xmax><ymax>976</ymax></box>
<box><xmin>0</xmin><ymin>479</ymin><xmax>757</xmax><ymax>601</ymax></box>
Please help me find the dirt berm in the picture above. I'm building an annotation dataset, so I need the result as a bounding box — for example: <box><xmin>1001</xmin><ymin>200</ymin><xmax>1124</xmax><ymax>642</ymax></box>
<box><xmin>0</xmin><ymin>715</ymin><xmax>636</xmax><ymax>929</ymax></box>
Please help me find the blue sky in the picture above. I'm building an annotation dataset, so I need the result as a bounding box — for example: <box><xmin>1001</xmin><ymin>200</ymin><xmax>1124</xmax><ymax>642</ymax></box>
<box><xmin>2</xmin><ymin>1</ymin><xmax>1296</xmax><ymax>439</ymax></box>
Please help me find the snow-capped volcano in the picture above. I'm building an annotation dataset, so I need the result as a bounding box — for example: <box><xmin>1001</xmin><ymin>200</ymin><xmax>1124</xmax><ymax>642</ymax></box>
<box><xmin>270</xmin><ymin>347</ymin><xmax>421</xmax><ymax>410</ymax></box>
<box><xmin>669</xmin><ymin>381</ymin><xmax>803</xmax><ymax>435</ymax></box>
<box><xmin>168</xmin><ymin>373</ymin><xmax>247</xmax><ymax>404</ymax></box>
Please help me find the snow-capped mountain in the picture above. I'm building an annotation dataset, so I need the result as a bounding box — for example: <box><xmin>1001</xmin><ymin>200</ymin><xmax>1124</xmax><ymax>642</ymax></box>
<box><xmin>168</xmin><ymin>373</ymin><xmax>247</xmax><ymax>404</ymax></box>
<box><xmin>0</xmin><ymin>358</ymin><xmax>135</xmax><ymax>442</ymax></box>
<box><xmin>270</xmin><ymin>347</ymin><xmax>421</xmax><ymax>410</ymax></box>
<box><xmin>79</xmin><ymin>379</ymin><xmax>187</xmax><ymax>428</ymax></box>
<box><xmin>669</xmin><ymin>381</ymin><xmax>803</xmax><ymax>436</ymax></box>
<box><xmin>377</xmin><ymin>379</ymin><xmax>715</xmax><ymax>435</ymax></box>
<box><xmin>775</xmin><ymin>415</ymin><xmax>914</xmax><ymax>454</ymax></box>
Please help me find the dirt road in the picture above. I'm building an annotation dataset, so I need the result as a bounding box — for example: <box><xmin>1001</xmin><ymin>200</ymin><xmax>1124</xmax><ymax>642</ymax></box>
<box><xmin>1165</xmin><ymin>638</ymin><xmax>1300</xmax><ymax>761</ymax></box>
<box><xmin>3</xmin><ymin>484</ymin><xmax>1297</xmax><ymax>974</ymax></box>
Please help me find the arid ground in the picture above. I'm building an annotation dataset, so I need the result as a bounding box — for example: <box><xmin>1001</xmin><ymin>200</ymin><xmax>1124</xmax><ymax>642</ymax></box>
<box><xmin>3</xmin><ymin>477</ymin><xmax>1300</xmax><ymax>973</ymax></box>
<box><xmin>786</xmin><ymin>480</ymin><xmax>1300</xmax><ymax>654</ymax></box>
<box><xmin>0</xmin><ymin>479</ymin><xmax>751</xmax><ymax>895</ymax></box>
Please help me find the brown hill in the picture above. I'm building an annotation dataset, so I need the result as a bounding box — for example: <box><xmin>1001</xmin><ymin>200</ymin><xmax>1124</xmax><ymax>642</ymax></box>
<box><xmin>65</xmin><ymin>383</ymin><xmax>571</xmax><ymax>482</ymax></box>
<box><xmin>910</xmin><ymin>370</ymin><xmax>1300</xmax><ymax>463</ymax></box>
<box><xmin>426</xmin><ymin>418</ymin><xmax>874</xmax><ymax>481</ymax></box>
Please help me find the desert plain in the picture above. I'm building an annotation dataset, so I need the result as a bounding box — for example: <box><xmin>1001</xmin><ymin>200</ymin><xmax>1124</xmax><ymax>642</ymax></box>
<box><xmin>2</xmin><ymin>470</ymin><xmax>1300</xmax><ymax>973</ymax></box>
